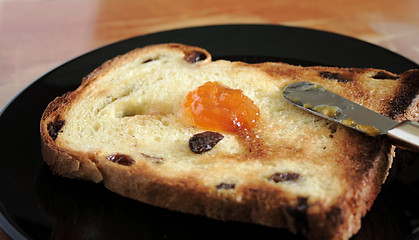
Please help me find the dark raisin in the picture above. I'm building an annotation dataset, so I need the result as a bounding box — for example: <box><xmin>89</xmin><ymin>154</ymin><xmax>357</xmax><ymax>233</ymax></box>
<box><xmin>47</xmin><ymin>119</ymin><xmax>65</xmax><ymax>140</ymax></box>
<box><xmin>107</xmin><ymin>154</ymin><xmax>135</xmax><ymax>166</ymax></box>
<box><xmin>189</xmin><ymin>131</ymin><xmax>224</xmax><ymax>154</ymax></box>
<box><xmin>216</xmin><ymin>182</ymin><xmax>236</xmax><ymax>190</ymax></box>
<box><xmin>319</xmin><ymin>71</ymin><xmax>351</xmax><ymax>83</ymax></box>
<box><xmin>372</xmin><ymin>71</ymin><xmax>399</xmax><ymax>80</ymax></box>
<box><xmin>269</xmin><ymin>172</ymin><xmax>301</xmax><ymax>183</ymax></box>
<box><xmin>141</xmin><ymin>153</ymin><xmax>163</xmax><ymax>164</ymax></box>
<box><xmin>184</xmin><ymin>50</ymin><xmax>207</xmax><ymax>63</ymax></box>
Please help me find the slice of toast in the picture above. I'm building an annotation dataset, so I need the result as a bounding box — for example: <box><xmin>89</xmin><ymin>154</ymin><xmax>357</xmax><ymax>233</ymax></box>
<box><xmin>40</xmin><ymin>43</ymin><xmax>419</xmax><ymax>240</ymax></box>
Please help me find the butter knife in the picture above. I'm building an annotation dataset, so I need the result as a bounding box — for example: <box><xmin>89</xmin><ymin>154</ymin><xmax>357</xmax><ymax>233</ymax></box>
<box><xmin>282</xmin><ymin>81</ymin><xmax>419</xmax><ymax>152</ymax></box>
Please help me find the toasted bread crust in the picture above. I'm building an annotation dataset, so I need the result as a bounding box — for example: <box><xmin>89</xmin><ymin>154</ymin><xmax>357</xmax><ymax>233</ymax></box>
<box><xmin>389</xmin><ymin>70</ymin><xmax>419</xmax><ymax>119</ymax></box>
<box><xmin>40</xmin><ymin>43</ymin><xmax>418</xmax><ymax>240</ymax></box>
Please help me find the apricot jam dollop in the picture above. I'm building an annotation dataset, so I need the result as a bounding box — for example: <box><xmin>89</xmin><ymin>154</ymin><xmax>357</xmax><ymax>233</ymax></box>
<box><xmin>184</xmin><ymin>81</ymin><xmax>260</xmax><ymax>136</ymax></box>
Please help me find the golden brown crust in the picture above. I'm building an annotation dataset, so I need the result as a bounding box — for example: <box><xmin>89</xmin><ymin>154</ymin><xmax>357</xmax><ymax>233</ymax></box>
<box><xmin>89</xmin><ymin>136</ymin><xmax>392</xmax><ymax>240</ymax></box>
<box><xmin>41</xmin><ymin>107</ymin><xmax>103</xmax><ymax>183</ymax></box>
<box><xmin>39</xmin><ymin>43</ymin><xmax>418</xmax><ymax>240</ymax></box>
<box><xmin>389</xmin><ymin>70</ymin><xmax>419</xmax><ymax>119</ymax></box>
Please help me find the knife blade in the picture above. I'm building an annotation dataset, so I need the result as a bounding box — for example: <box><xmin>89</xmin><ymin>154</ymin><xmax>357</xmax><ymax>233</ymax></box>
<box><xmin>282</xmin><ymin>81</ymin><xmax>419</xmax><ymax>152</ymax></box>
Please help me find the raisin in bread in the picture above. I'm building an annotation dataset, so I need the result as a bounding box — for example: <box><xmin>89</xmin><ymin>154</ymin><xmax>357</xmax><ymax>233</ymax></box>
<box><xmin>40</xmin><ymin>43</ymin><xmax>419</xmax><ymax>240</ymax></box>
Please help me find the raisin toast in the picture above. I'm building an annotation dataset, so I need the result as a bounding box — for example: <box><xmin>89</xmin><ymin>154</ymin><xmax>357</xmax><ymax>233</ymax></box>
<box><xmin>40</xmin><ymin>43</ymin><xmax>419</xmax><ymax>240</ymax></box>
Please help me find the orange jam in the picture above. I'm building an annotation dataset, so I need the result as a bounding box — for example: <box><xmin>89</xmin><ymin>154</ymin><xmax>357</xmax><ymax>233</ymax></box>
<box><xmin>184</xmin><ymin>81</ymin><xmax>260</xmax><ymax>136</ymax></box>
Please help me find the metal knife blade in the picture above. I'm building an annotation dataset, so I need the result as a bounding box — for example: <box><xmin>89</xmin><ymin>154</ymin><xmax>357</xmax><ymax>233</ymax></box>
<box><xmin>282</xmin><ymin>81</ymin><xmax>419</xmax><ymax>152</ymax></box>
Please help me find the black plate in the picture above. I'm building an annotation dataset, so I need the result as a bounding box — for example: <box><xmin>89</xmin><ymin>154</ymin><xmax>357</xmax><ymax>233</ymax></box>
<box><xmin>1</xmin><ymin>24</ymin><xmax>418</xmax><ymax>240</ymax></box>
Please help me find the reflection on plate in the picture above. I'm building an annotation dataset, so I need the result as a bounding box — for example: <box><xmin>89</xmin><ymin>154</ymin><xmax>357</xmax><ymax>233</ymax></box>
<box><xmin>0</xmin><ymin>24</ymin><xmax>418</xmax><ymax>240</ymax></box>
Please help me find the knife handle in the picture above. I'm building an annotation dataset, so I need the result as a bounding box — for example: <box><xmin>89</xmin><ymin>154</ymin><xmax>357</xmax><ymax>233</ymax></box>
<box><xmin>387</xmin><ymin>120</ymin><xmax>419</xmax><ymax>152</ymax></box>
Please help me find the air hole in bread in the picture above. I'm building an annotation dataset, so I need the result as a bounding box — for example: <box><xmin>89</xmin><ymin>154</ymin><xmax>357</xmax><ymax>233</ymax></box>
<box><xmin>216</xmin><ymin>182</ymin><xmax>235</xmax><ymax>190</ymax></box>
<box><xmin>141</xmin><ymin>59</ymin><xmax>153</xmax><ymax>64</ymax></box>
<box><xmin>93</xmin><ymin>122</ymin><xmax>100</xmax><ymax>131</ymax></box>
<box><xmin>117</xmin><ymin>101</ymin><xmax>173</xmax><ymax>118</ymax></box>
<box><xmin>371</xmin><ymin>71</ymin><xmax>399</xmax><ymax>80</ymax></box>
<box><xmin>118</xmin><ymin>104</ymin><xmax>164</xmax><ymax>117</ymax></box>
<box><xmin>154</xmin><ymin>115</ymin><xmax>172</xmax><ymax>126</ymax></box>
<box><xmin>141</xmin><ymin>56</ymin><xmax>160</xmax><ymax>64</ymax></box>
<box><xmin>120</xmin><ymin>104</ymin><xmax>146</xmax><ymax>117</ymax></box>
<box><xmin>154</xmin><ymin>136</ymin><xmax>162</xmax><ymax>142</ymax></box>
<box><xmin>319</xmin><ymin>71</ymin><xmax>351</xmax><ymax>83</ymax></box>
<box><xmin>268</xmin><ymin>172</ymin><xmax>301</xmax><ymax>183</ymax></box>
